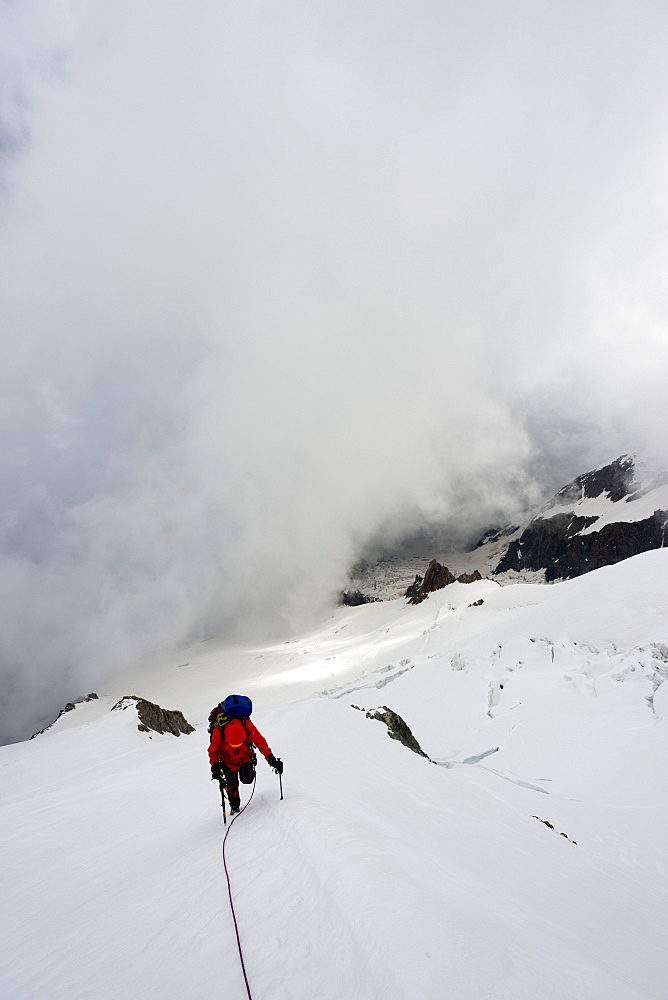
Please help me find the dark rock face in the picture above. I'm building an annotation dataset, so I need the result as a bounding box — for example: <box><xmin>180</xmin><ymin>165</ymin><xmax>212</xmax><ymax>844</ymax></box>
<box><xmin>553</xmin><ymin>455</ymin><xmax>637</xmax><ymax>505</ymax></box>
<box><xmin>496</xmin><ymin>514</ymin><xmax>598</xmax><ymax>576</ymax></box>
<box><xmin>339</xmin><ymin>590</ymin><xmax>378</xmax><ymax>607</ymax></box>
<box><xmin>408</xmin><ymin>560</ymin><xmax>456</xmax><ymax>604</ymax></box>
<box><xmin>407</xmin><ymin>562</ymin><xmax>482</xmax><ymax>603</ymax></box>
<box><xmin>496</xmin><ymin>510</ymin><xmax>668</xmax><ymax>581</ymax></box>
<box><xmin>112</xmin><ymin>696</ymin><xmax>195</xmax><ymax>736</ymax></box>
<box><xmin>365</xmin><ymin>706</ymin><xmax>428</xmax><ymax>758</ymax></box>
<box><xmin>493</xmin><ymin>455</ymin><xmax>668</xmax><ymax>581</ymax></box>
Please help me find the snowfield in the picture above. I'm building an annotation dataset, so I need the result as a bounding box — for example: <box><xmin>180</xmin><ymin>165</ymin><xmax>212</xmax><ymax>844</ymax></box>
<box><xmin>2</xmin><ymin>550</ymin><xmax>668</xmax><ymax>999</ymax></box>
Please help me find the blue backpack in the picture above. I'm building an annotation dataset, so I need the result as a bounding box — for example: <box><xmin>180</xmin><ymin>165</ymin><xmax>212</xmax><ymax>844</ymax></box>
<box><xmin>207</xmin><ymin>695</ymin><xmax>253</xmax><ymax>735</ymax></box>
<box><xmin>224</xmin><ymin>694</ymin><xmax>252</xmax><ymax>718</ymax></box>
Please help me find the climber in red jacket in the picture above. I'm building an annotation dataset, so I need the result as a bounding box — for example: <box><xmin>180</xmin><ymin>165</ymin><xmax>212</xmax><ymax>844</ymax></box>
<box><xmin>208</xmin><ymin>695</ymin><xmax>282</xmax><ymax>814</ymax></box>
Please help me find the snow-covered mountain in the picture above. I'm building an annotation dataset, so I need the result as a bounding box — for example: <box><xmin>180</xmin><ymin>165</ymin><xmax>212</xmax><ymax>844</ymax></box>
<box><xmin>495</xmin><ymin>455</ymin><xmax>668</xmax><ymax>581</ymax></box>
<box><xmin>348</xmin><ymin>455</ymin><xmax>668</xmax><ymax>599</ymax></box>
<box><xmin>2</xmin><ymin>549</ymin><xmax>668</xmax><ymax>999</ymax></box>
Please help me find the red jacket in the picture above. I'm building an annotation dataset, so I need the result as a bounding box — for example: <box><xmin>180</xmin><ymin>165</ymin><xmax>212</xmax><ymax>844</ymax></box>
<box><xmin>208</xmin><ymin>718</ymin><xmax>272</xmax><ymax>769</ymax></box>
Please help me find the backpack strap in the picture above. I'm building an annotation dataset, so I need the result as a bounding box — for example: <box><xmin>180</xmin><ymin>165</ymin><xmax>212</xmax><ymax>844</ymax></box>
<box><xmin>209</xmin><ymin>710</ymin><xmax>232</xmax><ymax>736</ymax></box>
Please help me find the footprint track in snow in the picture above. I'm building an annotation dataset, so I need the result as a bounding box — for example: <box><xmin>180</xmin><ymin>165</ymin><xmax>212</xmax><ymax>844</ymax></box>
<box><xmin>224</xmin><ymin>795</ymin><xmax>405</xmax><ymax>999</ymax></box>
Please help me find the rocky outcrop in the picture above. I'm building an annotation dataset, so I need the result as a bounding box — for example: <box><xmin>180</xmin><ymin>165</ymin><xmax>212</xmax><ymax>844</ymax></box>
<box><xmin>407</xmin><ymin>561</ymin><xmax>483</xmax><ymax>603</ymax></box>
<box><xmin>407</xmin><ymin>560</ymin><xmax>456</xmax><ymax>604</ymax></box>
<box><xmin>365</xmin><ymin>706</ymin><xmax>428</xmax><ymax>758</ymax></box>
<box><xmin>532</xmin><ymin>816</ymin><xmax>577</xmax><ymax>845</ymax></box>
<box><xmin>339</xmin><ymin>590</ymin><xmax>378</xmax><ymax>607</ymax></box>
<box><xmin>112</xmin><ymin>696</ymin><xmax>195</xmax><ymax>736</ymax></box>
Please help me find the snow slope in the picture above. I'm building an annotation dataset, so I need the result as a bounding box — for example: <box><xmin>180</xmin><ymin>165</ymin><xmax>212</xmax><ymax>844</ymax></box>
<box><xmin>2</xmin><ymin>551</ymin><xmax>668</xmax><ymax>999</ymax></box>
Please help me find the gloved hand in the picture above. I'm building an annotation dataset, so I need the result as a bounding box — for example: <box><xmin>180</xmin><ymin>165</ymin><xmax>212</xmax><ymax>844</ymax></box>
<box><xmin>211</xmin><ymin>762</ymin><xmax>222</xmax><ymax>781</ymax></box>
<box><xmin>267</xmin><ymin>755</ymin><xmax>283</xmax><ymax>774</ymax></box>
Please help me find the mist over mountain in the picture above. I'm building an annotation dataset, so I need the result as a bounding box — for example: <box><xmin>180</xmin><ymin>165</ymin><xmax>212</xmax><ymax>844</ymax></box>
<box><xmin>2</xmin><ymin>1</ymin><xmax>668</xmax><ymax>743</ymax></box>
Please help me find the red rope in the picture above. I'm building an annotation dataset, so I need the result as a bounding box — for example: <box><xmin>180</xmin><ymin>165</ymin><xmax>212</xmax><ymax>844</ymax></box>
<box><xmin>221</xmin><ymin>776</ymin><xmax>257</xmax><ymax>1000</ymax></box>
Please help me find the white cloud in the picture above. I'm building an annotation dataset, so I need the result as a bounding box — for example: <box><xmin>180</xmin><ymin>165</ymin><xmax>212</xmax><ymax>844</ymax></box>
<box><xmin>1</xmin><ymin>0</ymin><xmax>668</xmax><ymax>741</ymax></box>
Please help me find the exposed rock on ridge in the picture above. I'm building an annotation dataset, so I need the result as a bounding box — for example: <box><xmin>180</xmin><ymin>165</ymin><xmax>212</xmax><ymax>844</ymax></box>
<box><xmin>407</xmin><ymin>561</ymin><xmax>482</xmax><ymax>603</ymax></box>
<box><xmin>551</xmin><ymin>455</ymin><xmax>637</xmax><ymax>505</ymax></box>
<box><xmin>339</xmin><ymin>590</ymin><xmax>379</xmax><ymax>607</ymax></box>
<box><xmin>365</xmin><ymin>705</ymin><xmax>429</xmax><ymax>758</ymax></box>
<box><xmin>408</xmin><ymin>560</ymin><xmax>455</xmax><ymax>603</ymax></box>
<box><xmin>112</xmin><ymin>696</ymin><xmax>195</xmax><ymax>736</ymax></box>
<box><xmin>31</xmin><ymin>693</ymin><xmax>99</xmax><ymax>739</ymax></box>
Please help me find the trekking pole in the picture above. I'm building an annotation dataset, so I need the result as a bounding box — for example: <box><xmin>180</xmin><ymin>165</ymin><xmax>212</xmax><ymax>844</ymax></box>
<box><xmin>220</xmin><ymin>782</ymin><xmax>227</xmax><ymax>826</ymax></box>
<box><xmin>279</xmin><ymin>772</ymin><xmax>283</xmax><ymax>801</ymax></box>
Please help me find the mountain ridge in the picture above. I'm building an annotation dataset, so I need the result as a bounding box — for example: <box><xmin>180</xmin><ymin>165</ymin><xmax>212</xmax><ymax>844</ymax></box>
<box><xmin>348</xmin><ymin>454</ymin><xmax>668</xmax><ymax>600</ymax></box>
<box><xmin>495</xmin><ymin>455</ymin><xmax>668</xmax><ymax>581</ymax></box>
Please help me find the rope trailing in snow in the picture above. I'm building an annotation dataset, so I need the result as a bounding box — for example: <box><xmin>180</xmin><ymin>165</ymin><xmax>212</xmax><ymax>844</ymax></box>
<box><xmin>221</xmin><ymin>775</ymin><xmax>257</xmax><ymax>1000</ymax></box>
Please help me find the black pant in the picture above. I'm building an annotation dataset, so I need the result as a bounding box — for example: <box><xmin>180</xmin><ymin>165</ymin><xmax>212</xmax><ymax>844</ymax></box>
<box><xmin>221</xmin><ymin>760</ymin><xmax>255</xmax><ymax>809</ymax></box>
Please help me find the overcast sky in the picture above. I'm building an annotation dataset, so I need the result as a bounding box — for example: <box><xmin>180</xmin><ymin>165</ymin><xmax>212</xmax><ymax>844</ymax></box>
<box><xmin>2</xmin><ymin>0</ymin><xmax>668</xmax><ymax>742</ymax></box>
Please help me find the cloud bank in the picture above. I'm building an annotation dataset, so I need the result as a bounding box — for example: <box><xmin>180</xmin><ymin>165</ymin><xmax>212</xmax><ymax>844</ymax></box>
<box><xmin>2</xmin><ymin>0</ymin><xmax>668</xmax><ymax>741</ymax></box>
